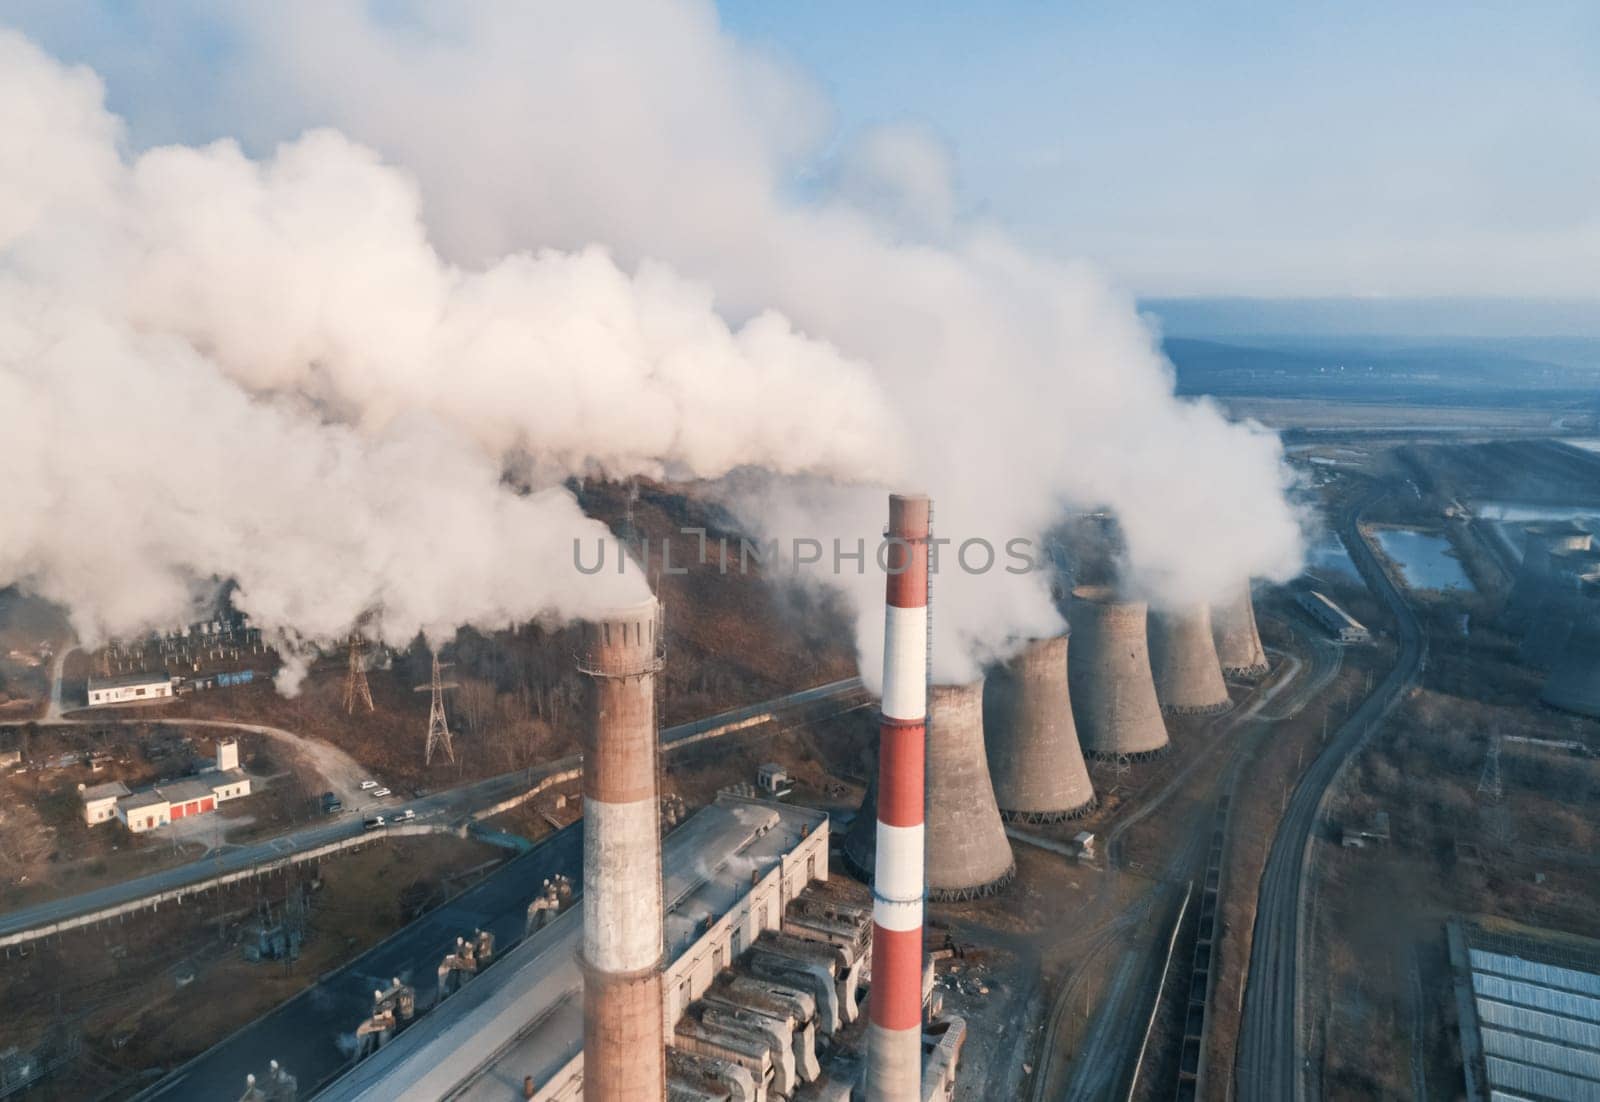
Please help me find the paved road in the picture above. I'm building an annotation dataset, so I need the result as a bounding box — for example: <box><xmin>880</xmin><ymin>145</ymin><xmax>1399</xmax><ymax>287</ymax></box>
<box><xmin>1235</xmin><ymin>490</ymin><xmax>1425</xmax><ymax>1102</ymax></box>
<box><xmin>139</xmin><ymin>824</ymin><xmax>586</xmax><ymax>1100</ymax></box>
<box><xmin>0</xmin><ymin>678</ymin><xmax>864</xmax><ymax>942</ymax></box>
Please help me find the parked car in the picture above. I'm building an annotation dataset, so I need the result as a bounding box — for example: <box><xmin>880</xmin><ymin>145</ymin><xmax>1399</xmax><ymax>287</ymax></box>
<box><xmin>362</xmin><ymin>815</ymin><xmax>385</xmax><ymax>830</ymax></box>
<box><xmin>398</xmin><ymin>808</ymin><xmax>416</xmax><ymax>821</ymax></box>
<box><xmin>372</xmin><ymin>787</ymin><xmax>392</xmax><ymax>799</ymax></box>
<box><xmin>359</xmin><ymin>780</ymin><xmax>378</xmax><ymax>790</ymax></box>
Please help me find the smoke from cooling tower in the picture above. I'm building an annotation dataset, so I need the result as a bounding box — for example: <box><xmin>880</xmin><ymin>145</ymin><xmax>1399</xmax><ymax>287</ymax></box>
<box><xmin>1</xmin><ymin>8</ymin><xmax>1309</xmax><ymax>687</ymax></box>
<box><xmin>141</xmin><ymin>2</ymin><xmax>1304</xmax><ymax>681</ymax></box>
<box><xmin>0</xmin><ymin>31</ymin><xmax>903</xmax><ymax>669</ymax></box>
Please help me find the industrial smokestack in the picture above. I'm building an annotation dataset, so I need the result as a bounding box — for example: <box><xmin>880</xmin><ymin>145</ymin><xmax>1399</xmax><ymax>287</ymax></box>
<box><xmin>1541</xmin><ymin>580</ymin><xmax>1600</xmax><ymax>719</ymax></box>
<box><xmin>1211</xmin><ymin>582</ymin><xmax>1269</xmax><ymax>678</ymax></box>
<box><xmin>925</xmin><ymin>678</ymin><xmax>1015</xmax><ymax>898</ymax></box>
<box><xmin>577</xmin><ymin>597</ymin><xmax>666</xmax><ymax>1102</ymax></box>
<box><xmin>983</xmin><ymin>635</ymin><xmax>1096</xmax><ymax>821</ymax></box>
<box><xmin>1067</xmin><ymin>586</ymin><xmax>1170</xmax><ymax>759</ymax></box>
<box><xmin>1149</xmin><ymin>603</ymin><xmax>1233</xmax><ymax>716</ymax></box>
<box><xmin>866</xmin><ymin>493</ymin><xmax>930</xmax><ymax>1102</ymax></box>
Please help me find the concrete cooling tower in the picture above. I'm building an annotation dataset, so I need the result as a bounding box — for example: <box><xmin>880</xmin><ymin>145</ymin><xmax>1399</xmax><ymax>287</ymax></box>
<box><xmin>1506</xmin><ymin>521</ymin><xmax>1594</xmax><ymax>629</ymax></box>
<box><xmin>1149</xmin><ymin>604</ymin><xmax>1233</xmax><ymax>716</ymax></box>
<box><xmin>1067</xmin><ymin>586</ymin><xmax>1170</xmax><ymax>759</ymax></box>
<box><xmin>1211</xmin><ymin>582</ymin><xmax>1269</xmax><ymax>678</ymax></box>
<box><xmin>982</xmin><ymin>635</ymin><xmax>1096</xmax><ymax>822</ymax></box>
<box><xmin>1520</xmin><ymin>548</ymin><xmax>1600</xmax><ymax>669</ymax></box>
<box><xmin>924</xmin><ymin>679</ymin><xmax>1015</xmax><ymax>900</ymax></box>
<box><xmin>1541</xmin><ymin>580</ymin><xmax>1600</xmax><ymax>718</ymax></box>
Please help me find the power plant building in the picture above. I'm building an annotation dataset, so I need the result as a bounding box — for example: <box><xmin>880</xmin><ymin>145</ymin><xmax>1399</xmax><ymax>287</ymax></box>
<box><xmin>311</xmin><ymin>796</ymin><xmax>834</xmax><ymax>1102</ymax></box>
<box><xmin>983</xmin><ymin>635</ymin><xmax>1096</xmax><ymax>822</ymax></box>
<box><xmin>1066</xmin><ymin>586</ymin><xmax>1170</xmax><ymax>759</ymax></box>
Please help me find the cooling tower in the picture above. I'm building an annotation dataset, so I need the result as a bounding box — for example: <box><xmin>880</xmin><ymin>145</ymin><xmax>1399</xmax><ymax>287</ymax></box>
<box><xmin>1520</xmin><ymin>548</ymin><xmax>1600</xmax><ymax>669</ymax></box>
<box><xmin>1211</xmin><ymin>582</ymin><xmax>1269</xmax><ymax>677</ymax></box>
<box><xmin>577</xmin><ymin>598</ymin><xmax>666</xmax><ymax>1102</ymax></box>
<box><xmin>1505</xmin><ymin>522</ymin><xmax>1594</xmax><ymax>629</ymax></box>
<box><xmin>1149</xmin><ymin>603</ymin><xmax>1233</xmax><ymax>716</ymax></box>
<box><xmin>865</xmin><ymin>493</ymin><xmax>930</xmax><ymax>1102</ymax></box>
<box><xmin>983</xmin><ymin>635</ymin><xmax>1096</xmax><ymax>822</ymax></box>
<box><xmin>1067</xmin><ymin>586</ymin><xmax>1170</xmax><ymax>759</ymax></box>
<box><xmin>1541</xmin><ymin>581</ymin><xmax>1600</xmax><ymax>718</ymax></box>
<box><xmin>924</xmin><ymin>678</ymin><xmax>1014</xmax><ymax>900</ymax></box>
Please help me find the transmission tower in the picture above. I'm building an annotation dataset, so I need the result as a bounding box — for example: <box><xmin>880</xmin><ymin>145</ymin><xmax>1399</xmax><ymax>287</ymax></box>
<box><xmin>343</xmin><ymin>636</ymin><xmax>374</xmax><ymax>714</ymax></box>
<box><xmin>1476</xmin><ymin>736</ymin><xmax>1504</xmax><ymax>802</ymax></box>
<box><xmin>414</xmin><ymin>652</ymin><xmax>459</xmax><ymax>766</ymax></box>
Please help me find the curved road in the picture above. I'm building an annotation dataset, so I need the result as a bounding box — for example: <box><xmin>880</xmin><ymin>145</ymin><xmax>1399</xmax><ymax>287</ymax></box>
<box><xmin>1235</xmin><ymin>490</ymin><xmax>1426</xmax><ymax>1102</ymax></box>
<box><xmin>0</xmin><ymin>678</ymin><xmax>864</xmax><ymax>944</ymax></box>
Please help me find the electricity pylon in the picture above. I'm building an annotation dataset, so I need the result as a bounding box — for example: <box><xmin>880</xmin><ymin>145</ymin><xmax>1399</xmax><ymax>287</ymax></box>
<box><xmin>414</xmin><ymin>652</ymin><xmax>459</xmax><ymax>766</ymax></box>
<box><xmin>343</xmin><ymin>636</ymin><xmax>374</xmax><ymax>714</ymax></box>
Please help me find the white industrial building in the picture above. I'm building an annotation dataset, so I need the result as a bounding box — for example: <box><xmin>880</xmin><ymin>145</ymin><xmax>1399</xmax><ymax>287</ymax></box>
<box><xmin>87</xmin><ymin>672</ymin><xmax>174</xmax><ymax>707</ymax></box>
<box><xmin>80</xmin><ymin>781</ymin><xmax>130</xmax><ymax>825</ymax></box>
<box><xmin>100</xmin><ymin>741</ymin><xmax>252</xmax><ymax>832</ymax></box>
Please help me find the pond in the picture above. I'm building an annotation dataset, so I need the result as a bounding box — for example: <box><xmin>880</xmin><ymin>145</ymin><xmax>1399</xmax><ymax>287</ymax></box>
<box><xmin>1372</xmin><ymin>529</ymin><xmax>1473</xmax><ymax>592</ymax></box>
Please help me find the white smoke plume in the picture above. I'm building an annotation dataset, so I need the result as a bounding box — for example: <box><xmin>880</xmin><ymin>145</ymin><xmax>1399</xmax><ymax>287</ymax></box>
<box><xmin>0</xmin><ymin>31</ymin><xmax>901</xmax><ymax>675</ymax></box>
<box><xmin>1</xmin><ymin>7</ymin><xmax>1308</xmax><ymax>687</ymax></box>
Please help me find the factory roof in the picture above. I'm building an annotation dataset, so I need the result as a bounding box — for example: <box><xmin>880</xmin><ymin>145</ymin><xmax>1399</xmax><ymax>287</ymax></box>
<box><xmin>1455</xmin><ymin>922</ymin><xmax>1600</xmax><ymax>1102</ymax></box>
<box><xmin>80</xmin><ymin>781</ymin><xmax>130</xmax><ymax>802</ymax></box>
<box><xmin>313</xmin><ymin>795</ymin><xmax>827</xmax><ymax>1102</ymax></box>
<box><xmin>88</xmin><ymin>672</ymin><xmax>173</xmax><ymax>691</ymax></box>
<box><xmin>119</xmin><ymin>790</ymin><xmax>169</xmax><ymax>812</ymax></box>
<box><xmin>159</xmin><ymin>777</ymin><xmax>218</xmax><ymax>803</ymax></box>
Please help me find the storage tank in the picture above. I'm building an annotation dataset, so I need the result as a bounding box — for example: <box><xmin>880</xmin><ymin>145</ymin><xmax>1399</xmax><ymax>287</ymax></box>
<box><xmin>983</xmin><ymin>635</ymin><xmax>1096</xmax><ymax>821</ymax></box>
<box><xmin>1211</xmin><ymin>582</ymin><xmax>1269</xmax><ymax>677</ymax></box>
<box><xmin>1067</xmin><ymin>586</ymin><xmax>1170</xmax><ymax>759</ymax></box>
<box><xmin>1149</xmin><ymin>603</ymin><xmax>1233</xmax><ymax>715</ymax></box>
<box><xmin>924</xmin><ymin>679</ymin><xmax>1014</xmax><ymax>900</ymax></box>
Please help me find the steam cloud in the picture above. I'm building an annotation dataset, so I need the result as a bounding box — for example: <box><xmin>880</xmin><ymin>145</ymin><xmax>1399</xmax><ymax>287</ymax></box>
<box><xmin>0</xmin><ymin>6</ymin><xmax>1306</xmax><ymax>688</ymax></box>
<box><xmin>0</xmin><ymin>30</ymin><xmax>899</xmax><ymax>671</ymax></box>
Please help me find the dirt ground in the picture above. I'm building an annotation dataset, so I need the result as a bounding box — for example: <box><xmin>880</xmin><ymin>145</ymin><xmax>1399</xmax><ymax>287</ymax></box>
<box><xmin>1297</xmin><ymin>439</ymin><xmax>1600</xmax><ymax>1100</ymax></box>
<box><xmin>0</xmin><ymin>834</ymin><xmax>499</xmax><ymax>1100</ymax></box>
<box><xmin>0</xmin><ymin>724</ymin><xmax>328</xmax><ymax>911</ymax></box>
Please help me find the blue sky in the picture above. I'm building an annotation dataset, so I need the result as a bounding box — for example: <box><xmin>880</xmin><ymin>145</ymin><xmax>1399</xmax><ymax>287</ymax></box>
<box><xmin>719</xmin><ymin>1</ymin><xmax>1600</xmax><ymax>298</ymax></box>
<box><xmin>5</xmin><ymin>0</ymin><xmax>1598</xmax><ymax>309</ymax></box>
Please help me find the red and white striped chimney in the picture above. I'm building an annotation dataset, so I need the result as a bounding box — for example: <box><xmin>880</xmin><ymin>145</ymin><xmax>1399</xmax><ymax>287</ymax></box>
<box><xmin>866</xmin><ymin>492</ymin><xmax>930</xmax><ymax>1102</ymax></box>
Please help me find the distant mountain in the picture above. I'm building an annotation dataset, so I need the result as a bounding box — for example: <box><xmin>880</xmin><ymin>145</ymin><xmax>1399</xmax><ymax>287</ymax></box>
<box><xmin>1162</xmin><ymin>335</ymin><xmax>1600</xmax><ymax>405</ymax></box>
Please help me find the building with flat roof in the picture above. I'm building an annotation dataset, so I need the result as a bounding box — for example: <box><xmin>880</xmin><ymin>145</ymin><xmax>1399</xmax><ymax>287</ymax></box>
<box><xmin>310</xmin><ymin>795</ymin><xmax>962</xmax><ymax>1101</ymax></box>
<box><xmin>117</xmin><ymin>791</ymin><xmax>170</xmax><ymax>833</ymax></box>
<box><xmin>87</xmin><ymin>672</ymin><xmax>174</xmax><ymax>707</ymax></box>
<box><xmin>1296</xmin><ymin>589</ymin><xmax>1371</xmax><ymax>644</ymax></box>
<box><xmin>80</xmin><ymin>780</ymin><xmax>130</xmax><ymax>826</ymax></box>
<box><xmin>1449</xmin><ymin>918</ymin><xmax>1600</xmax><ymax>1102</ymax></box>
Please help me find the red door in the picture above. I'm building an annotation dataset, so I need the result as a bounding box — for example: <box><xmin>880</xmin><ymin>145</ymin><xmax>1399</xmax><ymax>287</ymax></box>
<box><xmin>171</xmin><ymin>803</ymin><xmax>185</xmax><ymax>820</ymax></box>
<box><xmin>187</xmin><ymin>801</ymin><xmax>200</xmax><ymax>816</ymax></box>
<box><xmin>200</xmin><ymin>798</ymin><xmax>214</xmax><ymax>813</ymax></box>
